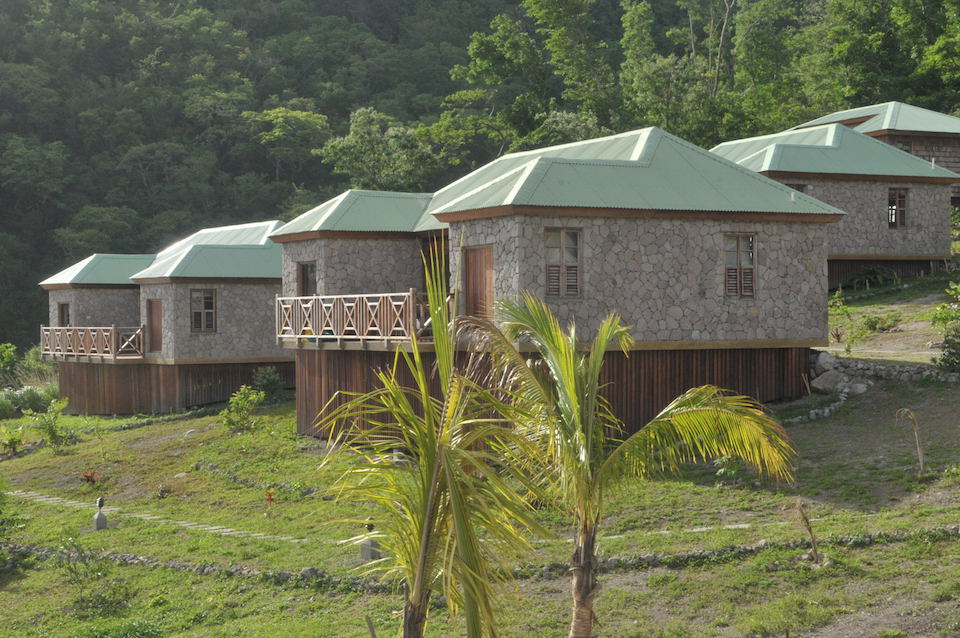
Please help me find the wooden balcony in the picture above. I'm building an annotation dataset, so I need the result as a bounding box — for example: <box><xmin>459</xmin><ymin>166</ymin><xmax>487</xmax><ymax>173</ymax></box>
<box><xmin>276</xmin><ymin>289</ymin><xmax>434</xmax><ymax>348</ymax></box>
<box><xmin>40</xmin><ymin>325</ymin><xmax>145</xmax><ymax>361</ymax></box>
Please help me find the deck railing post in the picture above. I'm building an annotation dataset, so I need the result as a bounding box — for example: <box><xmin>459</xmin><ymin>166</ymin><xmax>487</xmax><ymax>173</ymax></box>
<box><xmin>406</xmin><ymin>288</ymin><xmax>416</xmax><ymax>337</ymax></box>
<box><xmin>110</xmin><ymin>325</ymin><xmax>118</xmax><ymax>357</ymax></box>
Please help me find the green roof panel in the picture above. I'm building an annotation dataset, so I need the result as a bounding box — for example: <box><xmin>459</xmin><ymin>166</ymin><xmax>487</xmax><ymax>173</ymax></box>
<box><xmin>792</xmin><ymin>101</ymin><xmax>960</xmax><ymax>135</ymax></box>
<box><xmin>132</xmin><ymin>244</ymin><xmax>281</xmax><ymax>280</ymax></box>
<box><xmin>39</xmin><ymin>254</ymin><xmax>155</xmax><ymax>287</ymax></box>
<box><xmin>271</xmin><ymin>190</ymin><xmax>434</xmax><ymax>237</ymax></box>
<box><xmin>712</xmin><ymin>124</ymin><xmax>959</xmax><ymax>179</ymax></box>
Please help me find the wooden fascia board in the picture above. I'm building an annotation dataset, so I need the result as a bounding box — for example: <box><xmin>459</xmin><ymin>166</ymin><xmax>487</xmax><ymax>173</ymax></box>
<box><xmin>868</xmin><ymin>129</ymin><xmax>960</xmax><ymax>140</ymax></box>
<box><xmin>761</xmin><ymin>170</ymin><xmax>958</xmax><ymax>184</ymax></box>
<box><xmin>269</xmin><ymin>230</ymin><xmax>415</xmax><ymax>243</ymax></box>
<box><xmin>133</xmin><ymin>277</ymin><xmax>281</xmax><ymax>285</ymax></box>
<box><xmin>40</xmin><ymin>283</ymin><xmax>139</xmax><ymax>290</ymax></box>
<box><xmin>828</xmin><ymin>254</ymin><xmax>953</xmax><ymax>261</ymax></box>
<box><xmin>435</xmin><ymin>204</ymin><xmax>843</xmax><ymax>224</ymax></box>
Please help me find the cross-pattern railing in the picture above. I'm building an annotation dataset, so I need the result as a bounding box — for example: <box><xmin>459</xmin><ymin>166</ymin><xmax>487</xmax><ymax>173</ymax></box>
<box><xmin>40</xmin><ymin>326</ymin><xmax>145</xmax><ymax>360</ymax></box>
<box><xmin>276</xmin><ymin>289</ymin><xmax>435</xmax><ymax>344</ymax></box>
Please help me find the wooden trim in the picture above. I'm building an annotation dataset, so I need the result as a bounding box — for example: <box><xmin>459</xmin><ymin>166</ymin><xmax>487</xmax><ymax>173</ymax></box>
<box><xmin>869</xmin><ymin>129</ymin><xmax>960</xmax><ymax>140</ymax></box>
<box><xmin>143</xmin><ymin>355</ymin><xmax>295</xmax><ymax>365</ymax></box>
<box><xmin>133</xmin><ymin>277</ymin><xmax>281</xmax><ymax>284</ymax></box>
<box><xmin>761</xmin><ymin>170</ymin><xmax>958</xmax><ymax>184</ymax></box>
<box><xmin>41</xmin><ymin>284</ymin><xmax>139</xmax><ymax>290</ymax></box>
<box><xmin>269</xmin><ymin>230</ymin><xmax>414</xmax><ymax>243</ymax></box>
<box><xmin>793</xmin><ymin>116</ymin><xmax>875</xmax><ymax>130</ymax></box>
<box><xmin>435</xmin><ymin>204</ymin><xmax>844</xmax><ymax>224</ymax></box>
<box><xmin>829</xmin><ymin>254</ymin><xmax>952</xmax><ymax>261</ymax></box>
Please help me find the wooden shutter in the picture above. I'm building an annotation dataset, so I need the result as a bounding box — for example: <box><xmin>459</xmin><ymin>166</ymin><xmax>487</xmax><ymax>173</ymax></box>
<box><xmin>147</xmin><ymin>299</ymin><xmax>162</xmax><ymax>353</ymax></box>
<box><xmin>465</xmin><ymin>246</ymin><xmax>494</xmax><ymax>317</ymax></box>
<box><xmin>740</xmin><ymin>268</ymin><xmax>754</xmax><ymax>297</ymax></box>
<box><xmin>546</xmin><ymin>265</ymin><xmax>561</xmax><ymax>297</ymax></box>
<box><xmin>564</xmin><ymin>265</ymin><xmax>579</xmax><ymax>296</ymax></box>
<box><xmin>725</xmin><ymin>268</ymin><xmax>739</xmax><ymax>296</ymax></box>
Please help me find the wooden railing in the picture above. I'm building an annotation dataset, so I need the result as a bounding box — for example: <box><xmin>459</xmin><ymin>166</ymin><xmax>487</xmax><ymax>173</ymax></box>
<box><xmin>276</xmin><ymin>289</ymin><xmax>435</xmax><ymax>344</ymax></box>
<box><xmin>40</xmin><ymin>325</ymin><xmax>145</xmax><ymax>360</ymax></box>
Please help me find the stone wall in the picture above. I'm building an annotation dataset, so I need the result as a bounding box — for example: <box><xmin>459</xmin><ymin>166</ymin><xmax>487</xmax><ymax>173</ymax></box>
<box><xmin>47</xmin><ymin>288</ymin><xmax>140</xmax><ymax>327</ymax></box>
<box><xmin>449</xmin><ymin>214</ymin><xmax>830</xmax><ymax>344</ymax></box>
<box><xmin>781</xmin><ymin>179</ymin><xmax>951</xmax><ymax>258</ymax></box>
<box><xmin>140</xmin><ymin>281</ymin><xmax>287</xmax><ymax>361</ymax></box>
<box><xmin>280</xmin><ymin>237</ymin><xmax>424</xmax><ymax>297</ymax></box>
<box><xmin>875</xmin><ymin>133</ymin><xmax>960</xmax><ymax>200</ymax></box>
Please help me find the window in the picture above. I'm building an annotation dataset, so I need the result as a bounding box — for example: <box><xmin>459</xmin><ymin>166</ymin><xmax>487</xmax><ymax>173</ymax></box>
<box><xmin>888</xmin><ymin>188</ymin><xmax>907</xmax><ymax>228</ymax></box>
<box><xmin>190</xmin><ymin>289</ymin><xmax>216</xmax><ymax>333</ymax></box>
<box><xmin>58</xmin><ymin>303</ymin><xmax>70</xmax><ymax>327</ymax></box>
<box><xmin>724</xmin><ymin>234</ymin><xmax>755</xmax><ymax>298</ymax></box>
<box><xmin>545</xmin><ymin>229</ymin><xmax>580</xmax><ymax>297</ymax></box>
<box><xmin>785</xmin><ymin>183</ymin><xmax>807</xmax><ymax>194</ymax></box>
<box><xmin>298</xmin><ymin>261</ymin><xmax>317</xmax><ymax>296</ymax></box>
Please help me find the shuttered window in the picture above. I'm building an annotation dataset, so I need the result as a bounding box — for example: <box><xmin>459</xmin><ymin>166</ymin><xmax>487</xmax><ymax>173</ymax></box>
<box><xmin>190</xmin><ymin>289</ymin><xmax>216</xmax><ymax>333</ymax></box>
<box><xmin>545</xmin><ymin>229</ymin><xmax>580</xmax><ymax>297</ymax></box>
<box><xmin>888</xmin><ymin>188</ymin><xmax>907</xmax><ymax>228</ymax></box>
<box><xmin>724</xmin><ymin>234</ymin><xmax>755</xmax><ymax>298</ymax></box>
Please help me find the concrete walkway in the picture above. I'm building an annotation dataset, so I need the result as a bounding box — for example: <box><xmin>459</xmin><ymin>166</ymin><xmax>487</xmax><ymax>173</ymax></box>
<box><xmin>7</xmin><ymin>489</ymin><xmax>310</xmax><ymax>544</ymax></box>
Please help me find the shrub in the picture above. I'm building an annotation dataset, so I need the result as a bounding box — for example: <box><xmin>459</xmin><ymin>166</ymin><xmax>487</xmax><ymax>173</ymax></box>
<box><xmin>845</xmin><ymin>265</ymin><xmax>898</xmax><ymax>290</ymax></box>
<box><xmin>25</xmin><ymin>398</ymin><xmax>71</xmax><ymax>453</ymax></box>
<box><xmin>54</xmin><ymin>537</ymin><xmax>132</xmax><ymax>617</ymax></box>
<box><xmin>13</xmin><ymin>387</ymin><xmax>48</xmax><ymax>413</ymax></box>
<box><xmin>0</xmin><ymin>396</ymin><xmax>16</xmax><ymax>419</ymax></box>
<box><xmin>219</xmin><ymin>385</ymin><xmax>265</xmax><ymax>433</ymax></box>
<box><xmin>0</xmin><ymin>343</ymin><xmax>16</xmax><ymax>388</ymax></box>
<box><xmin>251</xmin><ymin>366</ymin><xmax>284</xmax><ymax>403</ymax></box>
<box><xmin>858</xmin><ymin>312</ymin><xmax>902</xmax><ymax>333</ymax></box>
<box><xmin>16</xmin><ymin>345</ymin><xmax>57</xmax><ymax>387</ymax></box>
<box><xmin>934</xmin><ymin>323</ymin><xmax>960</xmax><ymax>372</ymax></box>
<box><xmin>39</xmin><ymin>383</ymin><xmax>59</xmax><ymax>403</ymax></box>
<box><xmin>0</xmin><ymin>424</ymin><xmax>25</xmax><ymax>456</ymax></box>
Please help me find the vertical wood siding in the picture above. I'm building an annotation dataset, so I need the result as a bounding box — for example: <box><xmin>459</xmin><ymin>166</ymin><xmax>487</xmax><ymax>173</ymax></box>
<box><xmin>59</xmin><ymin>361</ymin><xmax>294</xmax><ymax>415</ymax></box>
<box><xmin>295</xmin><ymin>347</ymin><xmax>810</xmax><ymax>436</ymax></box>
<box><xmin>828</xmin><ymin>259</ymin><xmax>944</xmax><ymax>289</ymax></box>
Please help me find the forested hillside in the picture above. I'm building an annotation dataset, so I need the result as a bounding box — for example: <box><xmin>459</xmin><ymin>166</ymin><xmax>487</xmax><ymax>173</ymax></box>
<box><xmin>3</xmin><ymin>0</ymin><xmax>960</xmax><ymax>347</ymax></box>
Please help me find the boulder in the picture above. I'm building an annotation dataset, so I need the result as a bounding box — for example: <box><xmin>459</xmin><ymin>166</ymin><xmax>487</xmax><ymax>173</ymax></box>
<box><xmin>849</xmin><ymin>382</ymin><xmax>868</xmax><ymax>395</ymax></box>
<box><xmin>811</xmin><ymin>369</ymin><xmax>845</xmax><ymax>394</ymax></box>
<box><xmin>814</xmin><ymin>351</ymin><xmax>837</xmax><ymax>376</ymax></box>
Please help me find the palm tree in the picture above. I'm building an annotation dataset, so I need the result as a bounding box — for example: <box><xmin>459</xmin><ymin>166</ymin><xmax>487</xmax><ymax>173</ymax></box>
<box><xmin>317</xmin><ymin>249</ymin><xmax>543</xmax><ymax>638</ymax></box>
<box><xmin>468</xmin><ymin>293</ymin><xmax>796</xmax><ymax>638</ymax></box>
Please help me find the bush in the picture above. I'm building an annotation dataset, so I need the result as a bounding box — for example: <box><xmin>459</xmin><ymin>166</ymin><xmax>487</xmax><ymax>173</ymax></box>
<box><xmin>13</xmin><ymin>386</ymin><xmax>48</xmax><ymax>413</ymax></box>
<box><xmin>17</xmin><ymin>345</ymin><xmax>57</xmax><ymax>387</ymax></box>
<box><xmin>0</xmin><ymin>343</ymin><xmax>16</xmax><ymax>388</ymax></box>
<box><xmin>251</xmin><ymin>366</ymin><xmax>284</xmax><ymax>403</ymax></box>
<box><xmin>25</xmin><ymin>398</ymin><xmax>71</xmax><ymax>453</ymax></box>
<box><xmin>39</xmin><ymin>383</ymin><xmax>59</xmax><ymax>403</ymax></box>
<box><xmin>0</xmin><ymin>424</ymin><xmax>25</xmax><ymax>456</ymax></box>
<box><xmin>934</xmin><ymin>323</ymin><xmax>960</xmax><ymax>372</ymax></box>
<box><xmin>858</xmin><ymin>312</ymin><xmax>902</xmax><ymax>333</ymax></box>
<box><xmin>845</xmin><ymin>265</ymin><xmax>898</xmax><ymax>290</ymax></box>
<box><xmin>54</xmin><ymin>537</ymin><xmax>133</xmax><ymax>617</ymax></box>
<box><xmin>0</xmin><ymin>395</ymin><xmax>16</xmax><ymax>419</ymax></box>
<box><xmin>219</xmin><ymin>385</ymin><xmax>265</xmax><ymax>433</ymax></box>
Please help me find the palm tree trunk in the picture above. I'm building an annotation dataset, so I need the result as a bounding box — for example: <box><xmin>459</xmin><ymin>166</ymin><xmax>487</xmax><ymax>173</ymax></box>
<box><xmin>402</xmin><ymin>595</ymin><xmax>429</xmax><ymax>638</ymax></box>
<box><xmin>568</xmin><ymin>522</ymin><xmax>599</xmax><ymax>638</ymax></box>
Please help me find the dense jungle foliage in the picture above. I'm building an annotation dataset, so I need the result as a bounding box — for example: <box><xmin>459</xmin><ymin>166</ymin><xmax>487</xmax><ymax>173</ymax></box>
<box><xmin>3</xmin><ymin>0</ymin><xmax>960</xmax><ymax>347</ymax></box>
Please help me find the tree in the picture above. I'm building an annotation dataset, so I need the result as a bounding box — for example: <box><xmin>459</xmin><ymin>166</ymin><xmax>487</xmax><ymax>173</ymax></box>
<box><xmin>317</xmin><ymin>250</ymin><xmax>543</xmax><ymax>638</ymax></box>
<box><xmin>471</xmin><ymin>293</ymin><xmax>795</xmax><ymax>638</ymax></box>
<box><xmin>241</xmin><ymin>106</ymin><xmax>330</xmax><ymax>181</ymax></box>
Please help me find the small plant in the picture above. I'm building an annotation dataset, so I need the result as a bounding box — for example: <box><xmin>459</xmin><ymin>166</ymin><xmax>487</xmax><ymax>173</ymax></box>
<box><xmin>13</xmin><ymin>386</ymin><xmax>47</xmax><ymax>413</ymax></box>
<box><xmin>845</xmin><ymin>264</ymin><xmax>898</xmax><ymax>290</ymax></box>
<box><xmin>0</xmin><ymin>423</ymin><xmax>25</xmax><ymax>455</ymax></box>
<box><xmin>219</xmin><ymin>385</ymin><xmax>265</xmax><ymax>433</ymax></box>
<box><xmin>713</xmin><ymin>455</ymin><xmax>746</xmax><ymax>485</ymax></box>
<box><xmin>794</xmin><ymin>501</ymin><xmax>823</xmax><ymax>565</ymax></box>
<box><xmin>0</xmin><ymin>395</ymin><xmax>16</xmax><ymax>419</ymax></box>
<box><xmin>156</xmin><ymin>484</ymin><xmax>171</xmax><ymax>499</ymax></box>
<box><xmin>25</xmin><ymin>398</ymin><xmax>70</xmax><ymax>453</ymax></box>
<box><xmin>857</xmin><ymin>311</ymin><xmax>902</xmax><ymax>333</ymax></box>
<box><xmin>54</xmin><ymin>537</ymin><xmax>132</xmax><ymax>617</ymax></box>
<box><xmin>933</xmin><ymin>320</ymin><xmax>960</xmax><ymax>372</ymax></box>
<box><xmin>896</xmin><ymin>408</ymin><xmax>925</xmax><ymax>476</ymax></box>
<box><xmin>251</xmin><ymin>366</ymin><xmax>284</xmax><ymax>404</ymax></box>
<box><xmin>0</xmin><ymin>343</ymin><xmax>16</xmax><ymax>388</ymax></box>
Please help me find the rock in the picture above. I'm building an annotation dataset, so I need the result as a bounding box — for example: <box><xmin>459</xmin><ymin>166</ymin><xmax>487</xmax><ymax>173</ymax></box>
<box><xmin>300</xmin><ymin>567</ymin><xmax>319</xmax><ymax>581</ymax></box>
<box><xmin>849</xmin><ymin>382</ymin><xmax>868</xmax><ymax>395</ymax></box>
<box><xmin>174</xmin><ymin>472</ymin><xmax>187</xmax><ymax>478</ymax></box>
<box><xmin>810</xmin><ymin>369</ymin><xmax>845</xmax><ymax>394</ymax></box>
<box><xmin>814</xmin><ymin>351</ymin><xmax>837</xmax><ymax>376</ymax></box>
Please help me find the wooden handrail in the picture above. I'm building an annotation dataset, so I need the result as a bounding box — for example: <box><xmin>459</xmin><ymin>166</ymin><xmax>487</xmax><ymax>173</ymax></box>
<box><xmin>40</xmin><ymin>325</ymin><xmax>145</xmax><ymax>359</ymax></box>
<box><xmin>276</xmin><ymin>290</ymin><xmax>435</xmax><ymax>342</ymax></box>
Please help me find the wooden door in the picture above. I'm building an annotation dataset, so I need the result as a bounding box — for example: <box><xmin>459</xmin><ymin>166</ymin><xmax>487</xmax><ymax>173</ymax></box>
<box><xmin>147</xmin><ymin>299</ymin><xmax>162</xmax><ymax>353</ymax></box>
<box><xmin>464</xmin><ymin>246</ymin><xmax>493</xmax><ymax>318</ymax></box>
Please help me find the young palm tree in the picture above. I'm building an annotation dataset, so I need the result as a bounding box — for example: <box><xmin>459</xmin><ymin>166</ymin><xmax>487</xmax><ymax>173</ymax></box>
<box><xmin>468</xmin><ymin>293</ymin><xmax>796</xmax><ymax>638</ymax></box>
<box><xmin>317</xmin><ymin>250</ymin><xmax>543</xmax><ymax>638</ymax></box>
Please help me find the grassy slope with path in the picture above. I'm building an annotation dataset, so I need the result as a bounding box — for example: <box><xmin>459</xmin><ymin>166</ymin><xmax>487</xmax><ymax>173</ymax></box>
<box><xmin>2</xmin><ymin>276</ymin><xmax>960</xmax><ymax>636</ymax></box>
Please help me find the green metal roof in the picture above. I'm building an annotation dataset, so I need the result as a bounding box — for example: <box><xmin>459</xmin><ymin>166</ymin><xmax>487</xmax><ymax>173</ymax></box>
<box><xmin>132</xmin><ymin>244</ymin><xmax>281</xmax><ymax>280</ymax></box>
<box><xmin>792</xmin><ymin>101</ymin><xmax>960</xmax><ymax>135</ymax></box>
<box><xmin>711</xmin><ymin>124</ymin><xmax>960</xmax><ymax>179</ymax></box>
<box><xmin>271</xmin><ymin>190</ymin><xmax>435</xmax><ymax>237</ymax></box>
<box><xmin>428</xmin><ymin>127</ymin><xmax>844</xmax><ymax>216</ymax></box>
<box><xmin>39</xmin><ymin>253</ymin><xmax>155</xmax><ymax>287</ymax></box>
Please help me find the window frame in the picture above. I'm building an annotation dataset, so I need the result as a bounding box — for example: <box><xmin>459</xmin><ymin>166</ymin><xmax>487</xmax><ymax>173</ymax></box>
<box><xmin>544</xmin><ymin>228</ymin><xmax>582</xmax><ymax>298</ymax></box>
<box><xmin>297</xmin><ymin>261</ymin><xmax>318</xmax><ymax>297</ymax></box>
<box><xmin>724</xmin><ymin>233</ymin><xmax>756</xmax><ymax>299</ymax></box>
<box><xmin>888</xmin><ymin>188</ymin><xmax>907</xmax><ymax>229</ymax></box>
<box><xmin>784</xmin><ymin>183</ymin><xmax>807</xmax><ymax>194</ymax></box>
<box><xmin>190</xmin><ymin>289</ymin><xmax>217</xmax><ymax>333</ymax></box>
<box><xmin>57</xmin><ymin>303</ymin><xmax>70</xmax><ymax>327</ymax></box>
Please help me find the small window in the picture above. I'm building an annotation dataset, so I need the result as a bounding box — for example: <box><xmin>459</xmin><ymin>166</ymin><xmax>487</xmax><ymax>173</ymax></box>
<box><xmin>545</xmin><ymin>229</ymin><xmax>580</xmax><ymax>297</ymax></box>
<box><xmin>190</xmin><ymin>289</ymin><xmax>216</xmax><ymax>333</ymax></box>
<box><xmin>298</xmin><ymin>262</ymin><xmax>317</xmax><ymax>296</ymax></box>
<box><xmin>888</xmin><ymin>188</ymin><xmax>907</xmax><ymax>228</ymax></box>
<box><xmin>724</xmin><ymin>234</ymin><xmax>756</xmax><ymax>298</ymax></box>
<box><xmin>785</xmin><ymin>183</ymin><xmax>807</xmax><ymax>194</ymax></box>
<box><xmin>58</xmin><ymin>303</ymin><xmax>71</xmax><ymax>327</ymax></box>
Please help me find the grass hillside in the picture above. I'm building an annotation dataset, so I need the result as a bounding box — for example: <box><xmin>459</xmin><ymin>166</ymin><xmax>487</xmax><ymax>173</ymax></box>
<box><xmin>1</xmin><ymin>370</ymin><xmax>959</xmax><ymax>637</ymax></box>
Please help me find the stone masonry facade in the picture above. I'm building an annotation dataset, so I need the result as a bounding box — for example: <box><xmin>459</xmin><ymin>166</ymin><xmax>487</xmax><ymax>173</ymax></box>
<box><xmin>777</xmin><ymin>178</ymin><xmax>951</xmax><ymax>258</ymax></box>
<box><xmin>47</xmin><ymin>288</ymin><xmax>140</xmax><ymax>328</ymax></box>
<box><xmin>449</xmin><ymin>214</ymin><xmax>829</xmax><ymax>344</ymax></box>
<box><xmin>280</xmin><ymin>237</ymin><xmax>424</xmax><ymax>297</ymax></box>
<box><xmin>875</xmin><ymin>133</ymin><xmax>960</xmax><ymax>200</ymax></box>
<box><xmin>139</xmin><ymin>281</ymin><xmax>287</xmax><ymax>361</ymax></box>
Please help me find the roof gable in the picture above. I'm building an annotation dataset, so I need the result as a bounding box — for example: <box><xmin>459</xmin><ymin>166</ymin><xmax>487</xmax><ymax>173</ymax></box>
<box><xmin>271</xmin><ymin>190</ymin><xmax>435</xmax><ymax>237</ymax></box>
<box><xmin>39</xmin><ymin>253</ymin><xmax>155</xmax><ymax>287</ymax></box>
<box><xmin>792</xmin><ymin>101</ymin><xmax>960</xmax><ymax>135</ymax></box>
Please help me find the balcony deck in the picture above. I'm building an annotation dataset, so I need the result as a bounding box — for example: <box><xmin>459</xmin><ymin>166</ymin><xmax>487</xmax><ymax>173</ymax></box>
<box><xmin>40</xmin><ymin>325</ymin><xmax>145</xmax><ymax>361</ymax></box>
<box><xmin>276</xmin><ymin>289</ymin><xmax>435</xmax><ymax>349</ymax></box>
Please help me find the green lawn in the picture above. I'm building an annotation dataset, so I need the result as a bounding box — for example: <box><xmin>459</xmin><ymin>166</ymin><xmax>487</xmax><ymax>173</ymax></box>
<box><xmin>2</xmin><ymin>377</ymin><xmax>960</xmax><ymax>636</ymax></box>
